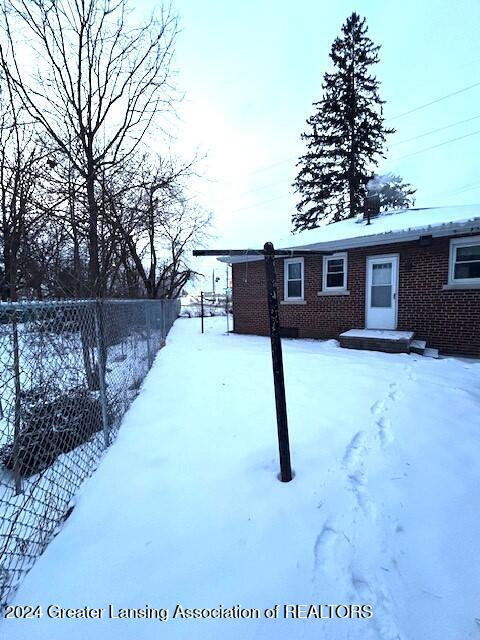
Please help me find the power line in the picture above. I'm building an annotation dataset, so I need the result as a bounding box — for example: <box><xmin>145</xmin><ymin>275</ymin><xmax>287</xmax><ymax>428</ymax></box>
<box><xmin>453</xmin><ymin>180</ymin><xmax>480</xmax><ymax>195</ymax></box>
<box><xmin>388</xmin><ymin>80</ymin><xmax>480</xmax><ymax>121</ymax></box>
<box><xmin>200</xmin><ymin>81</ymin><xmax>480</xmax><ymax>185</ymax></box>
<box><xmin>226</xmin><ymin>82</ymin><xmax>480</xmax><ymax>177</ymax></box>
<box><xmin>190</xmin><ymin>86</ymin><xmax>480</xmax><ymax>213</ymax></box>
<box><xmin>223</xmin><ymin>193</ymin><xmax>289</xmax><ymax>216</ymax></box>
<box><xmin>203</xmin><ymin>176</ymin><xmax>292</xmax><ymax>207</ymax></box>
<box><xmin>393</xmin><ymin>128</ymin><xmax>480</xmax><ymax>161</ymax></box>
<box><xmin>214</xmin><ymin>120</ymin><xmax>480</xmax><ymax>207</ymax></box>
<box><xmin>217</xmin><ymin>189</ymin><xmax>337</xmax><ymax>219</ymax></box>
<box><xmin>420</xmin><ymin>179</ymin><xmax>480</xmax><ymax>200</ymax></box>
<box><xmin>209</xmin><ymin>126</ymin><xmax>480</xmax><ymax>215</ymax></box>
<box><xmin>244</xmin><ymin>157</ymin><xmax>295</xmax><ymax>177</ymax></box>
<box><xmin>391</xmin><ymin>113</ymin><xmax>480</xmax><ymax>145</ymax></box>
<box><xmin>206</xmin><ymin>126</ymin><xmax>480</xmax><ymax>215</ymax></box>
<box><xmin>199</xmin><ymin>101</ymin><xmax>480</xmax><ymax>189</ymax></box>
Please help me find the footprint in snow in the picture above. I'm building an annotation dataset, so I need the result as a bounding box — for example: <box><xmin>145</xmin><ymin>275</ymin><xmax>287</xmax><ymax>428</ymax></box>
<box><xmin>312</xmin><ymin>524</ymin><xmax>338</xmax><ymax>576</ymax></box>
<box><xmin>377</xmin><ymin>416</ymin><xmax>394</xmax><ymax>446</ymax></box>
<box><xmin>348</xmin><ymin>472</ymin><xmax>375</xmax><ymax>517</ymax></box>
<box><xmin>352</xmin><ymin>574</ymin><xmax>374</xmax><ymax>601</ymax></box>
<box><xmin>388</xmin><ymin>383</ymin><xmax>401</xmax><ymax>401</ymax></box>
<box><xmin>370</xmin><ymin>400</ymin><xmax>385</xmax><ymax>417</ymax></box>
<box><xmin>351</xmin><ymin>573</ymin><xmax>405</xmax><ymax>640</ymax></box>
<box><xmin>343</xmin><ymin>431</ymin><xmax>367</xmax><ymax>467</ymax></box>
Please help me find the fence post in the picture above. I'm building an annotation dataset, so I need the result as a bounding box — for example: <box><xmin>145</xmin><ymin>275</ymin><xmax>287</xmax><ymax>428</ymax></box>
<box><xmin>94</xmin><ymin>301</ymin><xmax>109</xmax><ymax>448</ymax></box>
<box><xmin>11</xmin><ymin>309</ymin><xmax>22</xmax><ymax>495</ymax></box>
<box><xmin>145</xmin><ymin>302</ymin><xmax>152</xmax><ymax>367</ymax></box>
<box><xmin>161</xmin><ymin>299</ymin><xmax>166</xmax><ymax>345</ymax></box>
<box><xmin>200</xmin><ymin>292</ymin><xmax>204</xmax><ymax>333</ymax></box>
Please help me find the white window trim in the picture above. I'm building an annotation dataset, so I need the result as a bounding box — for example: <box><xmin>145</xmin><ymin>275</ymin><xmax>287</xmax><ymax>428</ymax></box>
<box><xmin>448</xmin><ymin>236</ymin><xmax>480</xmax><ymax>285</ymax></box>
<box><xmin>284</xmin><ymin>257</ymin><xmax>304</xmax><ymax>301</ymax></box>
<box><xmin>323</xmin><ymin>252</ymin><xmax>348</xmax><ymax>292</ymax></box>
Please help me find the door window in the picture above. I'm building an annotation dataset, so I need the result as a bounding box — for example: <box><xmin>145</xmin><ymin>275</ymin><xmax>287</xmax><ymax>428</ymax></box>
<box><xmin>371</xmin><ymin>263</ymin><xmax>392</xmax><ymax>308</ymax></box>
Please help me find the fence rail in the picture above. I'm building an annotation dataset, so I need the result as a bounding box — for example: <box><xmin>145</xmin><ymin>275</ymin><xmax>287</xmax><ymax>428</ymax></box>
<box><xmin>180</xmin><ymin>292</ymin><xmax>232</xmax><ymax>318</ymax></box>
<box><xmin>0</xmin><ymin>298</ymin><xmax>179</xmax><ymax>608</ymax></box>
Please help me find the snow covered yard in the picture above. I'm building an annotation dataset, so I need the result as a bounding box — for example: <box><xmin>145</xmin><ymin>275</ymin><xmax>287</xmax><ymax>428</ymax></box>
<box><xmin>4</xmin><ymin>316</ymin><xmax>480</xmax><ymax>640</ymax></box>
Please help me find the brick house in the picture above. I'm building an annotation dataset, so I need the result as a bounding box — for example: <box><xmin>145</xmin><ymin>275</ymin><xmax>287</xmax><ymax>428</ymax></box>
<box><xmin>224</xmin><ymin>205</ymin><xmax>480</xmax><ymax>356</ymax></box>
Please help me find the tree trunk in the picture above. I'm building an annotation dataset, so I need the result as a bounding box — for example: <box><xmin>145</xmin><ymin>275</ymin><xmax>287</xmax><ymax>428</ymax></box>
<box><xmin>69</xmin><ymin>166</ymin><xmax>82</xmax><ymax>298</ymax></box>
<box><xmin>2</xmin><ymin>227</ymin><xmax>11</xmax><ymax>301</ymax></box>
<box><xmin>86</xmin><ymin>163</ymin><xmax>100</xmax><ymax>298</ymax></box>
<box><xmin>348</xmin><ymin>42</ymin><xmax>356</xmax><ymax>219</ymax></box>
<box><xmin>145</xmin><ymin>279</ymin><xmax>155</xmax><ymax>299</ymax></box>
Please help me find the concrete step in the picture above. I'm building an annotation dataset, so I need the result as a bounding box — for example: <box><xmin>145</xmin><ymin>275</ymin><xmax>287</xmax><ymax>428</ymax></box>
<box><xmin>410</xmin><ymin>339</ymin><xmax>427</xmax><ymax>355</ymax></box>
<box><xmin>339</xmin><ymin>329</ymin><xmax>414</xmax><ymax>354</ymax></box>
<box><xmin>423</xmin><ymin>347</ymin><xmax>439</xmax><ymax>359</ymax></box>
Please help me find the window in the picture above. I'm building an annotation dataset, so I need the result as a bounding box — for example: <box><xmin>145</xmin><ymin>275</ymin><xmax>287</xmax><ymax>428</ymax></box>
<box><xmin>449</xmin><ymin>237</ymin><xmax>480</xmax><ymax>285</ymax></box>
<box><xmin>284</xmin><ymin>257</ymin><xmax>304</xmax><ymax>301</ymax></box>
<box><xmin>323</xmin><ymin>252</ymin><xmax>347</xmax><ymax>291</ymax></box>
<box><xmin>371</xmin><ymin>262</ymin><xmax>393</xmax><ymax>307</ymax></box>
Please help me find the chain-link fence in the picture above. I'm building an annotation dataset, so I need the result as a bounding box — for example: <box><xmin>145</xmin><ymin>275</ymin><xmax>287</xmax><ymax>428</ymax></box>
<box><xmin>0</xmin><ymin>298</ymin><xmax>179</xmax><ymax>608</ymax></box>
<box><xmin>180</xmin><ymin>292</ymin><xmax>232</xmax><ymax>318</ymax></box>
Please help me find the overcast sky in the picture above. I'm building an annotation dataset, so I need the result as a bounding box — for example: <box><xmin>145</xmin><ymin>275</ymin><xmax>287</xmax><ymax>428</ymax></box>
<box><xmin>147</xmin><ymin>0</ymin><xmax>480</xmax><ymax>290</ymax></box>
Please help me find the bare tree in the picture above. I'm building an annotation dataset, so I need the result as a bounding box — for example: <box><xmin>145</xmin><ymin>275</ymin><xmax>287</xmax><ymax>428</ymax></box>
<box><xmin>103</xmin><ymin>156</ymin><xmax>211</xmax><ymax>299</ymax></box>
<box><xmin>0</xmin><ymin>75</ymin><xmax>44</xmax><ymax>301</ymax></box>
<box><xmin>0</xmin><ymin>0</ymin><xmax>179</xmax><ymax>296</ymax></box>
<box><xmin>153</xmin><ymin>200</ymin><xmax>211</xmax><ymax>299</ymax></box>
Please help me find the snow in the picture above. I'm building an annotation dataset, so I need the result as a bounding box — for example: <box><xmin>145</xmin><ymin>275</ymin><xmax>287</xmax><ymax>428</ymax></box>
<box><xmin>0</xmin><ymin>309</ymin><xmax>173</xmax><ymax>602</ymax></box>
<box><xmin>410</xmin><ymin>339</ymin><xmax>426</xmax><ymax>350</ymax></box>
<box><xmin>220</xmin><ymin>204</ymin><xmax>480</xmax><ymax>261</ymax></box>
<box><xmin>340</xmin><ymin>329</ymin><xmax>415</xmax><ymax>341</ymax></box>
<box><xmin>4</xmin><ymin>317</ymin><xmax>480</xmax><ymax>640</ymax></box>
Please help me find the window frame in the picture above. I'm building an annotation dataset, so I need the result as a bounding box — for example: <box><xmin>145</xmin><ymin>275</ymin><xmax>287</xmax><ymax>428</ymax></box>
<box><xmin>322</xmin><ymin>252</ymin><xmax>348</xmax><ymax>292</ymax></box>
<box><xmin>283</xmin><ymin>257</ymin><xmax>305</xmax><ymax>301</ymax></box>
<box><xmin>448</xmin><ymin>236</ymin><xmax>480</xmax><ymax>285</ymax></box>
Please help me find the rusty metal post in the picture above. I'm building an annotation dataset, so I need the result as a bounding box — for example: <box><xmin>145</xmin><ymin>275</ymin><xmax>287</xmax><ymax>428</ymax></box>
<box><xmin>200</xmin><ymin>291</ymin><xmax>204</xmax><ymax>334</ymax></box>
<box><xmin>263</xmin><ymin>242</ymin><xmax>293</xmax><ymax>482</ymax></box>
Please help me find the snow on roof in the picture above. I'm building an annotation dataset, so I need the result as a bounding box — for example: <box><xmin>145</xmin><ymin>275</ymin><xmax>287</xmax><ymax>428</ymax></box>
<box><xmin>220</xmin><ymin>204</ymin><xmax>480</xmax><ymax>263</ymax></box>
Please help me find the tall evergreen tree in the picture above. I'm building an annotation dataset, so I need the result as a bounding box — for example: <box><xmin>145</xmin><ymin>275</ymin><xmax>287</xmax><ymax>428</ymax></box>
<box><xmin>293</xmin><ymin>13</ymin><xmax>394</xmax><ymax>231</ymax></box>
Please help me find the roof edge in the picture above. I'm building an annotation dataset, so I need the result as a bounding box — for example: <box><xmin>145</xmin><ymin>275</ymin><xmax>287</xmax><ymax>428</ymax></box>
<box><xmin>218</xmin><ymin>218</ymin><xmax>480</xmax><ymax>264</ymax></box>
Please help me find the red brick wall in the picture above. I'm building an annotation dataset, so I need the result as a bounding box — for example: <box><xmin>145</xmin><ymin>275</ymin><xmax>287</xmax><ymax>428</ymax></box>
<box><xmin>232</xmin><ymin>235</ymin><xmax>480</xmax><ymax>356</ymax></box>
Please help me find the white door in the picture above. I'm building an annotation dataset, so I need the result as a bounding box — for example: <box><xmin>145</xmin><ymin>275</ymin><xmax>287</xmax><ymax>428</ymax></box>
<box><xmin>366</xmin><ymin>255</ymin><xmax>399</xmax><ymax>330</ymax></box>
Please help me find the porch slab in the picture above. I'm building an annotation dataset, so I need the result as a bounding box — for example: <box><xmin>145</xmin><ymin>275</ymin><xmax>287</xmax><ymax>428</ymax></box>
<box><xmin>339</xmin><ymin>329</ymin><xmax>415</xmax><ymax>354</ymax></box>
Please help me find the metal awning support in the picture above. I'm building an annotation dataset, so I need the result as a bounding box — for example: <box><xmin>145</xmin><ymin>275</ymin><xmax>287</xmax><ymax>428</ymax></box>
<box><xmin>262</xmin><ymin>242</ymin><xmax>291</xmax><ymax>482</ymax></box>
<box><xmin>193</xmin><ymin>248</ymin><xmax>330</xmax><ymax>257</ymax></box>
<box><xmin>193</xmin><ymin>242</ymin><xmax>326</xmax><ymax>482</ymax></box>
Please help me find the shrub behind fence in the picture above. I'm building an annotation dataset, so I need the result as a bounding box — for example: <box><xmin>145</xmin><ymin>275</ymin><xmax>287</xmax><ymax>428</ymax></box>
<box><xmin>0</xmin><ymin>298</ymin><xmax>179</xmax><ymax>608</ymax></box>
